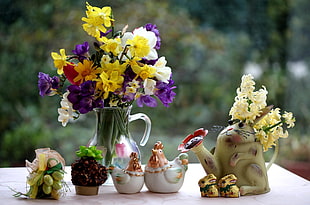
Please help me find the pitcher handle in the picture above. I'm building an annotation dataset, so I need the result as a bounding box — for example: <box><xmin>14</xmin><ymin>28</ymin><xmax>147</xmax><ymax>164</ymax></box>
<box><xmin>129</xmin><ymin>113</ymin><xmax>151</xmax><ymax>146</ymax></box>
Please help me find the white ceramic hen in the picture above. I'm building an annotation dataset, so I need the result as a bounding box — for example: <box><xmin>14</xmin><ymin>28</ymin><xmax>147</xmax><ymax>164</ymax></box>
<box><xmin>144</xmin><ymin>141</ymin><xmax>188</xmax><ymax>193</ymax></box>
<box><xmin>110</xmin><ymin>152</ymin><xmax>144</xmax><ymax>194</ymax></box>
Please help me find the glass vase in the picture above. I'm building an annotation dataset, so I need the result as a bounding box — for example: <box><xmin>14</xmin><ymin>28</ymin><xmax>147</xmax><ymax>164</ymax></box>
<box><xmin>87</xmin><ymin>106</ymin><xmax>151</xmax><ymax>169</ymax></box>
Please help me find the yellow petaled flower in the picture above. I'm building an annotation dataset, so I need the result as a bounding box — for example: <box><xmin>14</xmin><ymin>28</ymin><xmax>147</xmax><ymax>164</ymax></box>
<box><xmin>85</xmin><ymin>2</ymin><xmax>113</xmax><ymax>28</ymax></box>
<box><xmin>82</xmin><ymin>19</ymin><xmax>106</xmax><ymax>39</ymax></box>
<box><xmin>51</xmin><ymin>49</ymin><xmax>68</xmax><ymax>74</ymax></box>
<box><xmin>102</xmin><ymin>60</ymin><xmax>127</xmax><ymax>76</ymax></box>
<box><xmin>127</xmin><ymin>35</ymin><xmax>151</xmax><ymax>58</ymax></box>
<box><xmin>131</xmin><ymin>63</ymin><xmax>156</xmax><ymax>80</ymax></box>
<box><xmin>82</xmin><ymin>2</ymin><xmax>114</xmax><ymax>39</ymax></box>
<box><xmin>74</xmin><ymin>60</ymin><xmax>102</xmax><ymax>84</ymax></box>
<box><xmin>100</xmin><ymin>37</ymin><xmax>122</xmax><ymax>56</ymax></box>
<box><xmin>97</xmin><ymin>70</ymin><xmax>124</xmax><ymax>99</ymax></box>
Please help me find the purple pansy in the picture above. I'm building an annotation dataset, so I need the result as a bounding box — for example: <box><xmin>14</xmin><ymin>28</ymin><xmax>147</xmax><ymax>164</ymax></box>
<box><xmin>155</xmin><ymin>76</ymin><xmax>176</xmax><ymax>107</ymax></box>
<box><xmin>67</xmin><ymin>81</ymin><xmax>103</xmax><ymax>114</ymax></box>
<box><xmin>136</xmin><ymin>95</ymin><xmax>158</xmax><ymax>107</ymax></box>
<box><xmin>38</xmin><ymin>72</ymin><xmax>60</xmax><ymax>97</ymax></box>
<box><xmin>144</xmin><ymin>23</ymin><xmax>161</xmax><ymax>50</ymax></box>
<box><xmin>72</xmin><ymin>42</ymin><xmax>89</xmax><ymax>61</ymax></box>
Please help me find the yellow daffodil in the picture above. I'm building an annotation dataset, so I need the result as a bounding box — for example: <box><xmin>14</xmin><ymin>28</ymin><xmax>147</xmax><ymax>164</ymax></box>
<box><xmin>51</xmin><ymin>49</ymin><xmax>68</xmax><ymax>74</ymax></box>
<box><xmin>82</xmin><ymin>2</ymin><xmax>114</xmax><ymax>39</ymax></box>
<box><xmin>73</xmin><ymin>60</ymin><xmax>102</xmax><ymax>84</ymax></box>
<box><xmin>85</xmin><ymin>2</ymin><xmax>113</xmax><ymax>28</ymax></box>
<box><xmin>127</xmin><ymin>35</ymin><xmax>150</xmax><ymax>58</ymax></box>
<box><xmin>97</xmin><ymin>70</ymin><xmax>124</xmax><ymax>99</ymax></box>
<box><xmin>131</xmin><ymin>63</ymin><xmax>156</xmax><ymax>80</ymax></box>
<box><xmin>100</xmin><ymin>37</ymin><xmax>122</xmax><ymax>56</ymax></box>
<box><xmin>102</xmin><ymin>60</ymin><xmax>127</xmax><ymax>76</ymax></box>
<box><xmin>82</xmin><ymin>19</ymin><xmax>107</xmax><ymax>39</ymax></box>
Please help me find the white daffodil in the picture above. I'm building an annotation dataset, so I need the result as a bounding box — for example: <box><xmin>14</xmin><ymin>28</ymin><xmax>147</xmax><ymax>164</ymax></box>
<box><xmin>153</xmin><ymin>56</ymin><xmax>171</xmax><ymax>83</ymax></box>
<box><xmin>143</xmin><ymin>78</ymin><xmax>157</xmax><ymax>95</ymax></box>
<box><xmin>121</xmin><ymin>27</ymin><xmax>158</xmax><ymax>60</ymax></box>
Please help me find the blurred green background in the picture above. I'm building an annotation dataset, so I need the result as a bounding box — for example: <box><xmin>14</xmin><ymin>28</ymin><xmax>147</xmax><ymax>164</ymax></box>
<box><xmin>1</xmin><ymin>0</ymin><xmax>309</xmax><ymax>179</ymax></box>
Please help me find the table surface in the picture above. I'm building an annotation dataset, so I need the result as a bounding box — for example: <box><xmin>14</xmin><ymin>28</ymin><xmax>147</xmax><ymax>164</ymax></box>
<box><xmin>0</xmin><ymin>163</ymin><xmax>309</xmax><ymax>205</ymax></box>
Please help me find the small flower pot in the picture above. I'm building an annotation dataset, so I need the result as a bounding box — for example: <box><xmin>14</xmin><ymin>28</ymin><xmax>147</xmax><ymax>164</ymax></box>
<box><xmin>75</xmin><ymin>185</ymin><xmax>99</xmax><ymax>195</ymax></box>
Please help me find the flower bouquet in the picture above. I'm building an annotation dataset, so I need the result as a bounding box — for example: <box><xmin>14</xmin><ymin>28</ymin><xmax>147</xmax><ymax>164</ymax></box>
<box><xmin>38</xmin><ymin>2</ymin><xmax>176</xmax><ymax>127</ymax></box>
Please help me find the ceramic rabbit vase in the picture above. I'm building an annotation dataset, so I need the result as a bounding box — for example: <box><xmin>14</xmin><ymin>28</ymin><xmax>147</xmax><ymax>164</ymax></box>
<box><xmin>179</xmin><ymin>112</ymin><xmax>272</xmax><ymax>196</ymax></box>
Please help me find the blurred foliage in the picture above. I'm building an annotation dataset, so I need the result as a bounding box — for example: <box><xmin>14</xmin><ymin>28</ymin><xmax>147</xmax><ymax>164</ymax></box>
<box><xmin>1</xmin><ymin>0</ymin><xmax>309</xmax><ymax>166</ymax></box>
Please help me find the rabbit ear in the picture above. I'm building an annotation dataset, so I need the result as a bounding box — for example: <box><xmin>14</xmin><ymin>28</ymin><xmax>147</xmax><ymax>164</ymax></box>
<box><xmin>253</xmin><ymin>105</ymin><xmax>274</xmax><ymax>125</ymax></box>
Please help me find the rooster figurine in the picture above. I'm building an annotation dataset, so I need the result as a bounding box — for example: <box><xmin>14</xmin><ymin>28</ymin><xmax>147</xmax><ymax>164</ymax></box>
<box><xmin>144</xmin><ymin>141</ymin><xmax>188</xmax><ymax>193</ymax></box>
<box><xmin>110</xmin><ymin>152</ymin><xmax>144</xmax><ymax>194</ymax></box>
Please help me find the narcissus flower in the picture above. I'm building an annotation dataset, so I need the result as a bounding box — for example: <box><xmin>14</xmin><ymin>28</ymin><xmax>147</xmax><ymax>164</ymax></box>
<box><xmin>51</xmin><ymin>49</ymin><xmax>68</xmax><ymax>75</ymax></box>
<box><xmin>122</xmin><ymin>27</ymin><xmax>158</xmax><ymax>60</ymax></box>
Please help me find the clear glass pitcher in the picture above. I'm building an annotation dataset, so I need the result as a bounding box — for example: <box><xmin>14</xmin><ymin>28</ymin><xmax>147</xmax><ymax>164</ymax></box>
<box><xmin>87</xmin><ymin>106</ymin><xmax>151</xmax><ymax>169</ymax></box>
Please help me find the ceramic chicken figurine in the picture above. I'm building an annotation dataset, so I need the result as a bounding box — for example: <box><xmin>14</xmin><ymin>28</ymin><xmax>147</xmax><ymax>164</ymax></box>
<box><xmin>144</xmin><ymin>141</ymin><xmax>188</xmax><ymax>193</ymax></box>
<box><xmin>178</xmin><ymin>107</ymin><xmax>272</xmax><ymax>196</ymax></box>
<box><xmin>198</xmin><ymin>174</ymin><xmax>219</xmax><ymax>197</ymax></box>
<box><xmin>218</xmin><ymin>174</ymin><xmax>239</xmax><ymax>198</ymax></box>
<box><xmin>109</xmin><ymin>152</ymin><xmax>144</xmax><ymax>194</ymax></box>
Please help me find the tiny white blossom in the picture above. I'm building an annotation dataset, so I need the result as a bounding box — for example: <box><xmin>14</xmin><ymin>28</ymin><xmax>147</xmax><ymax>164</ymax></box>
<box><xmin>57</xmin><ymin>91</ymin><xmax>76</xmax><ymax>127</ymax></box>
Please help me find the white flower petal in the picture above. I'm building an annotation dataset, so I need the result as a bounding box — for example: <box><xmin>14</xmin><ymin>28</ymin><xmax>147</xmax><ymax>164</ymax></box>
<box><xmin>143</xmin><ymin>79</ymin><xmax>156</xmax><ymax>95</ymax></box>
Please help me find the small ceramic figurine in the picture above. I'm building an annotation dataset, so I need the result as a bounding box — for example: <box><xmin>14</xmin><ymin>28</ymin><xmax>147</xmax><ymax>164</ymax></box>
<box><xmin>218</xmin><ymin>174</ymin><xmax>239</xmax><ymax>198</ymax></box>
<box><xmin>110</xmin><ymin>152</ymin><xmax>144</xmax><ymax>194</ymax></box>
<box><xmin>178</xmin><ymin>108</ymin><xmax>272</xmax><ymax>196</ymax></box>
<box><xmin>198</xmin><ymin>174</ymin><xmax>219</xmax><ymax>197</ymax></box>
<box><xmin>144</xmin><ymin>141</ymin><xmax>188</xmax><ymax>193</ymax></box>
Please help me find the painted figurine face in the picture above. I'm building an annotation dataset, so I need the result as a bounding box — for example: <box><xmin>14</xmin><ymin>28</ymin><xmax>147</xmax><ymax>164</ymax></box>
<box><xmin>218</xmin><ymin>120</ymin><xmax>256</xmax><ymax>144</ymax></box>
